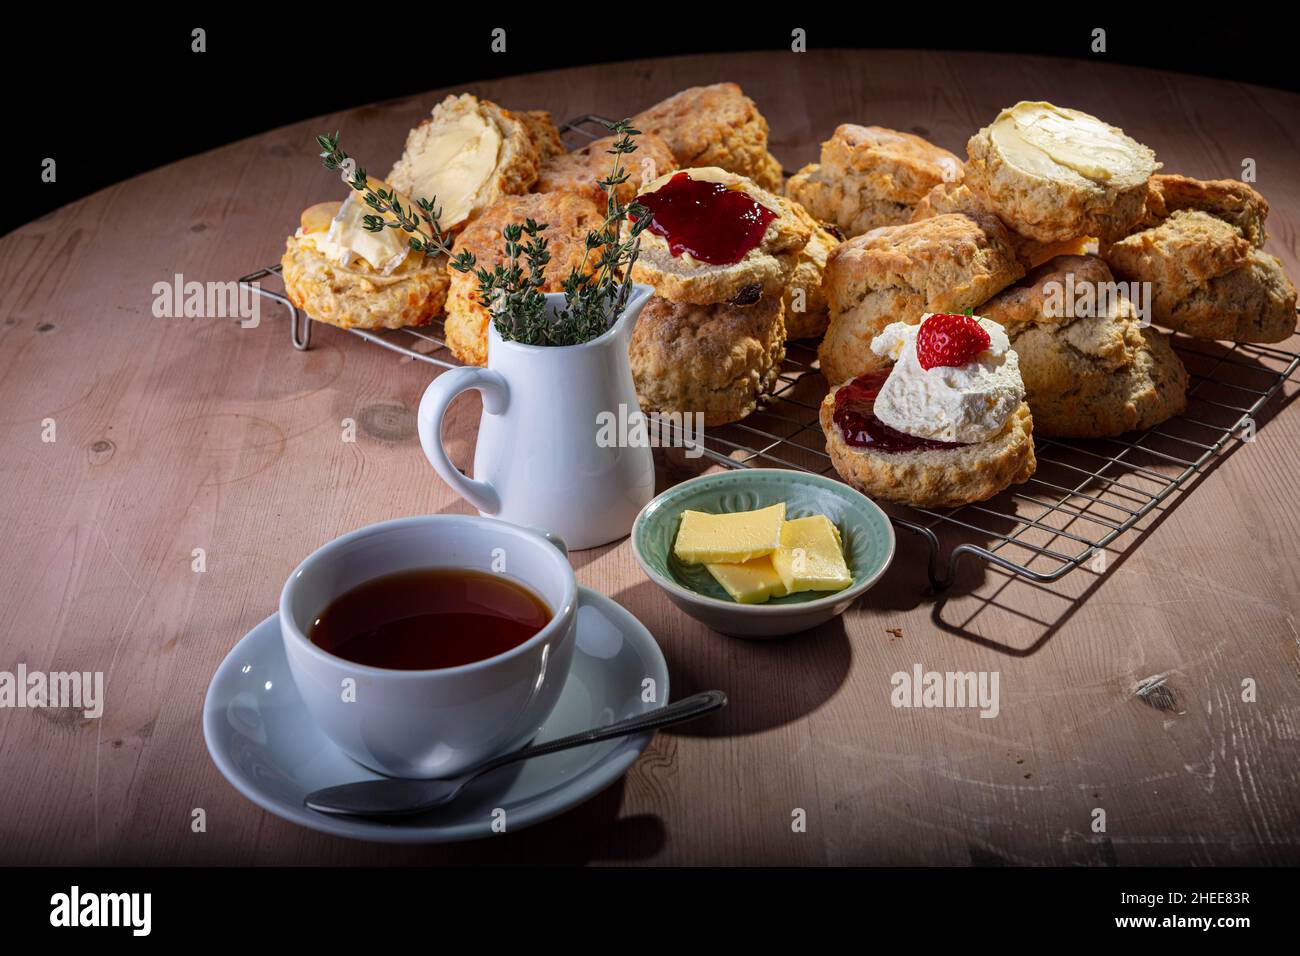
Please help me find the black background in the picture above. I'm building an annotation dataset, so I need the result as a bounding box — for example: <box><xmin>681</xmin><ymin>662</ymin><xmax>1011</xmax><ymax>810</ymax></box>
<box><xmin>6</xmin><ymin>12</ymin><xmax>1298</xmax><ymax>234</ymax></box>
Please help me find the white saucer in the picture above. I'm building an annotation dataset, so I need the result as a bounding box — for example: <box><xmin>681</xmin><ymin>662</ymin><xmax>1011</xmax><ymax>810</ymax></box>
<box><xmin>203</xmin><ymin>588</ymin><xmax>668</xmax><ymax>843</ymax></box>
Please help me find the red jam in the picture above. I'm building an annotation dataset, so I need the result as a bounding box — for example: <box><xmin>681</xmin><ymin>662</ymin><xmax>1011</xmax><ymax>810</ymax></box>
<box><xmin>831</xmin><ymin>371</ymin><xmax>968</xmax><ymax>454</ymax></box>
<box><xmin>634</xmin><ymin>172</ymin><xmax>777</xmax><ymax>265</ymax></box>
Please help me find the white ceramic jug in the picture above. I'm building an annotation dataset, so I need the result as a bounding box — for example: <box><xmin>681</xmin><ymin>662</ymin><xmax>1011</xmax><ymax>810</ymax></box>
<box><xmin>417</xmin><ymin>285</ymin><xmax>657</xmax><ymax>549</ymax></box>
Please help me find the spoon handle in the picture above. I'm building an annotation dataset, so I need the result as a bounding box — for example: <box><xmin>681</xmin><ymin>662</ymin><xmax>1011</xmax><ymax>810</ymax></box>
<box><xmin>472</xmin><ymin>690</ymin><xmax>727</xmax><ymax>776</ymax></box>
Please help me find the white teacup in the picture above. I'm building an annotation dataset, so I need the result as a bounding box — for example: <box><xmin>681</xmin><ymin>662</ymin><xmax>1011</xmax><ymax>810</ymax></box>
<box><xmin>279</xmin><ymin>515</ymin><xmax>578</xmax><ymax>779</ymax></box>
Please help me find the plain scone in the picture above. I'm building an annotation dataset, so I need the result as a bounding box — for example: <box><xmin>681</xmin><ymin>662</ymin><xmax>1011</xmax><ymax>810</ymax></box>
<box><xmin>1103</xmin><ymin>210</ymin><xmax>1296</xmax><ymax>343</ymax></box>
<box><xmin>535</xmin><ymin>132</ymin><xmax>676</xmax><ymax>205</ymax></box>
<box><xmin>444</xmin><ymin>192</ymin><xmax>607</xmax><ymax>366</ymax></box>
<box><xmin>387</xmin><ymin>94</ymin><xmax>540</xmax><ymax>232</ymax></box>
<box><xmin>818</xmin><ymin>213</ymin><xmax>1023</xmax><ymax>385</ymax></box>
<box><xmin>820</xmin><ymin>393</ymin><xmax>1036</xmax><ymax>508</ymax></box>
<box><xmin>629</xmin><ymin>294</ymin><xmax>786</xmax><ymax>426</ymax></box>
<box><xmin>782</xmin><ymin>202</ymin><xmax>841</xmax><ymax>340</ymax></box>
<box><xmin>965</xmin><ymin>102</ymin><xmax>1158</xmax><ymax>243</ymax></box>
<box><xmin>517</xmin><ymin>109</ymin><xmax>566</xmax><ymax>161</ymax></box>
<box><xmin>1136</xmin><ymin>174</ymin><xmax>1269</xmax><ymax>247</ymax></box>
<box><xmin>980</xmin><ymin>255</ymin><xmax>1189</xmax><ymax>437</ymax></box>
<box><xmin>786</xmin><ymin>125</ymin><xmax>963</xmax><ymax>237</ymax></box>
<box><xmin>631</xmin><ymin>168</ymin><xmax>811</xmax><ymax>305</ymax></box>
<box><xmin>631</xmin><ymin>83</ymin><xmax>784</xmax><ymax>192</ymax></box>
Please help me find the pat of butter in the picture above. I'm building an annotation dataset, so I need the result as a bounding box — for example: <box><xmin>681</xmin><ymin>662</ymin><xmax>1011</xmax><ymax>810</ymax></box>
<box><xmin>322</xmin><ymin>187</ymin><xmax>412</xmax><ymax>275</ymax></box>
<box><xmin>990</xmin><ymin>101</ymin><xmax>1155</xmax><ymax>187</ymax></box>
<box><xmin>673</xmin><ymin>503</ymin><xmax>785</xmax><ymax>565</ymax></box>
<box><xmin>705</xmin><ymin>556</ymin><xmax>789</xmax><ymax>604</ymax></box>
<box><xmin>771</xmin><ymin>515</ymin><xmax>852</xmax><ymax>594</ymax></box>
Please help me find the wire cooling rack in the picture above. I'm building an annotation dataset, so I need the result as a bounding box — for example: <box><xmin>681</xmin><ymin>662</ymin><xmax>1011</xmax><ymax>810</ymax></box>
<box><xmin>240</xmin><ymin>115</ymin><xmax>1300</xmax><ymax>590</ymax></box>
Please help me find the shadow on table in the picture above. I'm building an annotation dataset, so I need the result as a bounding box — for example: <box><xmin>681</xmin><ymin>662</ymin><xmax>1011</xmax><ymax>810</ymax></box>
<box><xmin>612</xmin><ymin>578</ymin><xmax>851</xmax><ymax>737</ymax></box>
<box><xmin>926</xmin><ymin>339</ymin><xmax>1300</xmax><ymax>656</ymax></box>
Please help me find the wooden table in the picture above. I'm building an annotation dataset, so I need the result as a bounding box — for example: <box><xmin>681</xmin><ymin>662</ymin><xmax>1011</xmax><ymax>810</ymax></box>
<box><xmin>2</xmin><ymin>50</ymin><xmax>1298</xmax><ymax>866</ymax></box>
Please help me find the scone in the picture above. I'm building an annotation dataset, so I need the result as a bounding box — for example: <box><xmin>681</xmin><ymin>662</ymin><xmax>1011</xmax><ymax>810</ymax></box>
<box><xmin>629</xmin><ymin>294</ymin><xmax>786</xmax><ymax>426</ymax></box>
<box><xmin>819</xmin><ymin>314</ymin><xmax>1035</xmax><ymax>508</ymax></box>
<box><xmin>911</xmin><ymin>181</ymin><xmax>1093</xmax><ymax>269</ymax></box>
<box><xmin>631</xmin><ymin>167</ymin><xmax>810</xmax><ymax>305</ymax></box>
<box><xmin>783</xmin><ymin>203</ymin><xmax>840</xmax><ymax>340</ymax></box>
<box><xmin>980</xmin><ymin>255</ymin><xmax>1189</xmax><ymax>437</ymax></box>
<box><xmin>818</xmin><ymin>213</ymin><xmax>1023</xmax><ymax>385</ymax></box>
<box><xmin>1137</xmin><ymin>174</ymin><xmax>1268</xmax><ymax>246</ymax></box>
<box><xmin>517</xmin><ymin>109</ymin><xmax>566</xmax><ymax>161</ymax></box>
<box><xmin>387</xmin><ymin>94</ymin><xmax>540</xmax><ymax>233</ymax></box>
<box><xmin>444</xmin><ymin>192</ymin><xmax>606</xmax><ymax>366</ymax></box>
<box><xmin>281</xmin><ymin>197</ymin><xmax>449</xmax><ymax>330</ymax></box>
<box><xmin>535</xmin><ymin>131</ymin><xmax>676</xmax><ymax>205</ymax></box>
<box><xmin>631</xmin><ymin>83</ymin><xmax>782</xmax><ymax>190</ymax></box>
<box><xmin>1103</xmin><ymin>210</ymin><xmax>1296</xmax><ymax>342</ymax></box>
<box><xmin>965</xmin><ymin>102</ymin><xmax>1159</xmax><ymax>243</ymax></box>
<box><xmin>786</xmin><ymin>125</ymin><xmax>963</xmax><ymax>237</ymax></box>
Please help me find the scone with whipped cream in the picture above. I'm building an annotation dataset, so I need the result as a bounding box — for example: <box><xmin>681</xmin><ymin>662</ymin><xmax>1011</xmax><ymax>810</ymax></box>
<box><xmin>965</xmin><ymin>102</ymin><xmax>1159</xmax><ymax>243</ymax></box>
<box><xmin>820</xmin><ymin>313</ymin><xmax>1036</xmax><ymax>508</ymax></box>
<box><xmin>630</xmin><ymin>294</ymin><xmax>786</xmax><ymax>426</ymax></box>
<box><xmin>787</xmin><ymin>125</ymin><xmax>964</xmax><ymax>237</ymax></box>
<box><xmin>1103</xmin><ymin>210</ymin><xmax>1296</xmax><ymax>343</ymax></box>
<box><xmin>387</xmin><ymin>94</ymin><xmax>540</xmax><ymax>235</ymax></box>
<box><xmin>632</xmin><ymin>83</ymin><xmax>784</xmax><ymax>192</ymax></box>
<box><xmin>444</xmin><ymin>192</ymin><xmax>606</xmax><ymax>366</ymax></box>
<box><xmin>818</xmin><ymin>213</ymin><xmax>1023</xmax><ymax>385</ymax></box>
<box><xmin>535</xmin><ymin>131</ymin><xmax>676</xmax><ymax>205</ymax></box>
<box><xmin>281</xmin><ymin>192</ymin><xmax>449</xmax><ymax>330</ymax></box>
<box><xmin>631</xmin><ymin>167</ymin><xmax>810</xmax><ymax>306</ymax></box>
<box><xmin>980</xmin><ymin>255</ymin><xmax>1188</xmax><ymax>437</ymax></box>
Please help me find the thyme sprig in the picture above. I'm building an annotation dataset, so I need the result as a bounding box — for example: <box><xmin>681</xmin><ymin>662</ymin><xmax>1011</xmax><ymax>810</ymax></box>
<box><xmin>316</xmin><ymin>132</ymin><xmax>453</xmax><ymax>261</ymax></box>
<box><xmin>451</xmin><ymin>119</ymin><xmax>652</xmax><ymax>347</ymax></box>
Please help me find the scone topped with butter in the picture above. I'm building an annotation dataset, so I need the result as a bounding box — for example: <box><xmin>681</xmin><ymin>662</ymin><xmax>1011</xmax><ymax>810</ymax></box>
<box><xmin>281</xmin><ymin>187</ymin><xmax>449</xmax><ymax>330</ymax></box>
<box><xmin>387</xmin><ymin>94</ymin><xmax>540</xmax><ymax>234</ymax></box>
<box><xmin>965</xmin><ymin>101</ymin><xmax>1158</xmax><ymax>243</ymax></box>
<box><xmin>631</xmin><ymin>167</ymin><xmax>810</xmax><ymax>305</ymax></box>
<box><xmin>820</xmin><ymin>312</ymin><xmax>1036</xmax><ymax>508</ymax></box>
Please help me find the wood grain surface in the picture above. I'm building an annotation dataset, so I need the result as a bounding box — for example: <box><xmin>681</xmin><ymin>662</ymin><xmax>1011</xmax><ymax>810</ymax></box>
<box><xmin>1</xmin><ymin>50</ymin><xmax>1298</xmax><ymax>866</ymax></box>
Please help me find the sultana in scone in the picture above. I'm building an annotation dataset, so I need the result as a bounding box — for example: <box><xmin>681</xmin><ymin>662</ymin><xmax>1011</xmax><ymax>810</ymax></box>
<box><xmin>820</xmin><ymin>385</ymin><xmax>1036</xmax><ymax>509</ymax></box>
<box><xmin>980</xmin><ymin>255</ymin><xmax>1188</xmax><ymax>437</ymax></box>
<box><xmin>629</xmin><ymin>294</ymin><xmax>786</xmax><ymax>426</ymax></box>
<box><xmin>631</xmin><ymin>167</ymin><xmax>810</xmax><ymax>305</ymax></box>
<box><xmin>535</xmin><ymin>132</ymin><xmax>676</xmax><ymax>205</ymax></box>
<box><xmin>281</xmin><ymin>198</ymin><xmax>449</xmax><ymax>330</ymax></box>
<box><xmin>631</xmin><ymin>83</ymin><xmax>783</xmax><ymax>192</ymax></box>
<box><xmin>786</xmin><ymin>125</ymin><xmax>964</xmax><ymax>238</ymax></box>
<box><xmin>818</xmin><ymin>213</ymin><xmax>1023</xmax><ymax>385</ymax></box>
<box><xmin>1103</xmin><ymin>210</ymin><xmax>1296</xmax><ymax>343</ymax></box>
<box><xmin>387</xmin><ymin>94</ymin><xmax>540</xmax><ymax>234</ymax></box>
<box><xmin>782</xmin><ymin>202</ymin><xmax>841</xmax><ymax>340</ymax></box>
<box><xmin>965</xmin><ymin>102</ymin><xmax>1159</xmax><ymax>244</ymax></box>
<box><xmin>444</xmin><ymin>192</ymin><xmax>606</xmax><ymax>366</ymax></box>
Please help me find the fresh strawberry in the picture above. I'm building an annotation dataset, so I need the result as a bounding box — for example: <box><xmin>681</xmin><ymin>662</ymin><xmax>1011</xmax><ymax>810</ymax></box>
<box><xmin>914</xmin><ymin>313</ymin><xmax>991</xmax><ymax>370</ymax></box>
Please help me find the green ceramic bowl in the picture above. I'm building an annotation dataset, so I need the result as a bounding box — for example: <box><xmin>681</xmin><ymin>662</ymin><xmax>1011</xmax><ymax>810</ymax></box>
<box><xmin>631</xmin><ymin>468</ymin><xmax>895</xmax><ymax>638</ymax></box>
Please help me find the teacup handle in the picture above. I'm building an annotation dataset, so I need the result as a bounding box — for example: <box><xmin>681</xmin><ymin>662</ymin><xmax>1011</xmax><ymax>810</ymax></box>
<box><xmin>417</xmin><ymin>367</ymin><xmax>509</xmax><ymax>515</ymax></box>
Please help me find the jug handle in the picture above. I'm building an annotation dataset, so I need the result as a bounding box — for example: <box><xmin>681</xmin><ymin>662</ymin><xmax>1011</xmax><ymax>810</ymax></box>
<box><xmin>417</xmin><ymin>367</ymin><xmax>508</xmax><ymax>515</ymax></box>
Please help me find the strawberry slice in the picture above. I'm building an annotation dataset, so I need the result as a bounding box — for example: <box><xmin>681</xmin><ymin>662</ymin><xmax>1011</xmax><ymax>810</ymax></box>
<box><xmin>915</xmin><ymin>313</ymin><xmax>991</xmax><ymax>370</ymax></box>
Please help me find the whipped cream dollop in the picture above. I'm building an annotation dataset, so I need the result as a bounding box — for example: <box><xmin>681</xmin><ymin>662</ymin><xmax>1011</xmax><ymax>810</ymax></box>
<box><xmin>869</xmin><ymin>316</ymin><xmax>1025</xmax><ymax>444</ymax></box>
